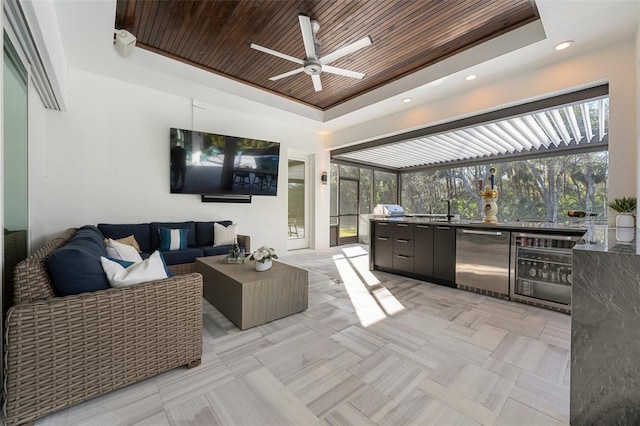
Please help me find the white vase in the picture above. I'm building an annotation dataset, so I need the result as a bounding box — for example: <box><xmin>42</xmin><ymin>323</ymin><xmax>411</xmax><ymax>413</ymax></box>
<box><xmin>255</xmin><ymin>259</ymin><xmax>272</xmax><ymax>272</ymax></box>
<box><xmin>616</xmin><ymin>227</ymin><xmax>635</xmax><ymax>243</ymax></box>
<box><xmin>616</xmin><ymin>213</ymin><xmax>635</xmax><ymax>228</ymax></box>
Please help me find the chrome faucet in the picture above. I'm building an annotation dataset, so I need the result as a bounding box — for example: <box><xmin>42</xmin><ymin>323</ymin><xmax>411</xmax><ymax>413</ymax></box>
<box><xmin>441</xmin><ymin>198</ymin><xmax>454</xmax><ymax>221</ymax></box>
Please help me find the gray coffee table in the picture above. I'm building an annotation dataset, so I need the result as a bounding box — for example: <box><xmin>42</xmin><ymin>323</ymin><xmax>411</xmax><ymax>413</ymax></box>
<box><xmin>195</xmin><ymin>256</ymin><xmax>309</xmax><ymax>330</ymax></box>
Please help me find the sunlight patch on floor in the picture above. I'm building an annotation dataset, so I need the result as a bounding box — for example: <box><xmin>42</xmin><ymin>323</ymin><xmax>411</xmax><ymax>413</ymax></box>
<box><xmin>371</xmin><ymin>286</ymin><xmax>405</xmax><ymax>315</ymax></box>
<box><xmin>344</xmin><ymin>249</ymin><xmax>381</xmax><ymax>287</ymax></box>
<box><xmin>332</xmin><ymin>248</ymin><xmax>405</xmax><ymax>327</ymax></box>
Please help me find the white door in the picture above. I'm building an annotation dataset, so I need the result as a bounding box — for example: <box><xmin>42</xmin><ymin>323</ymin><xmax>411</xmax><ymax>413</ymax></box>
<box><xmin>287</xmin><ymin>153</ymin><xmax>310</xmax><ymax>250</ymax></box>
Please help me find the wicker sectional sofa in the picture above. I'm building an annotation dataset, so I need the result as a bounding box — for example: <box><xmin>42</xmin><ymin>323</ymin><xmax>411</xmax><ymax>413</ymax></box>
<box><xmin>3</xmin><ymin>221</ymin><xmax>244</xmax><ymax>425</ymax></box>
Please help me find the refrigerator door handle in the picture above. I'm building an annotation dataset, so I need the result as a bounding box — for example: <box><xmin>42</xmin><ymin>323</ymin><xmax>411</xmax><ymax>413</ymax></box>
<box><xmin>461</xmin><ymin>229</ymin><xmax>502</xmax><ymax>237</ymax></box>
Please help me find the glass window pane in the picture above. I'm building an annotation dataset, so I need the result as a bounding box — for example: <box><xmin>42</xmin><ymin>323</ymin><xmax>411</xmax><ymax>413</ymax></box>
<box><xmin>339</xmin><ymin>216</ymin><xmax>358</xmax><ymax>238</ymax></box>
<box><xmin>359</xmin><ymin>169</ymin><xmax>372</xmax><ymax>214</ymax></box>
<box><xmin>4</xmin><ymin>35</ymin><xmax>29</xmax><ymax>328</ymax></box>
<box><xmin>339</xmin><ymin>179</ymin><xmax>358</xmax><ymax>214</ymax></box>
<box><xmin>330</xmin><ymin>163</ymin><xmax>338</xmax><ymax>216</ymax></box>
<box><xmin>400</xmin><ymin>151</ymin><xmax>609</xmax><ymax>222</ymax></box>
<box><xmin>340</xmin><ymin>164</ymin><xmax>359</xmax><ymax>178</ymax></box>
<box><xmin>288</xmin><ymin>160</ymin><xmax>305</xmax><ymax>239</ymax></box>
<box><xmin>374</xmin><ymin>171</ymin><xmax>397</xmax><ymax>204</ymax></box>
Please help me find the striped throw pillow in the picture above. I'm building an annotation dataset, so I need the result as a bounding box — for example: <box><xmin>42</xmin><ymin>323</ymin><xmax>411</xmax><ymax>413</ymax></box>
<box><xmin>158</xmin><ymin>227</ymin><xmax>189</xmax><ymax>251</ymax></box>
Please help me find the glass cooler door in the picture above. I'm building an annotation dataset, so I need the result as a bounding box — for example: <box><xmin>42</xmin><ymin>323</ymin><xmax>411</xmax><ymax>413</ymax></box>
<box><xmin>510</xmin><ymin>233</ymin><xmax>580</xmax><ymax>310</ymax></box>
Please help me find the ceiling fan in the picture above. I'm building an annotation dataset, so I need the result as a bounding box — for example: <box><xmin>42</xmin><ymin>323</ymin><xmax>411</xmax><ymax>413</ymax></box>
<box><xmin>250</xmin><ymin>13</ymin><xmax>372</xmax><ymax>92</ymax></box>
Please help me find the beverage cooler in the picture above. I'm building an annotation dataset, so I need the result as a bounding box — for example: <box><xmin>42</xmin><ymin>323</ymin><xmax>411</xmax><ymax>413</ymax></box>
<box><xmin>510</xmin><ymin>232</ymin><xmax>581</xmax><ymax>313</ymax></box>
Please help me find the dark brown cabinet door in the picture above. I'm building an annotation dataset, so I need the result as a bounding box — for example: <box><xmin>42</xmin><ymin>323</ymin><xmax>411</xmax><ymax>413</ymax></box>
<box><xmin>374</xmin><ymin>222</ymin><xmax>393</xmax><ymax>269</ymax></box>
<box><xmin>433</xmin><ymin>225</ymin><xmax>456</xmax><ymax>282</ymax></box>
<box><xmin>414</xmin><ymin>224</ymin><xmax>434</xmax><ymax>277</ymax></box>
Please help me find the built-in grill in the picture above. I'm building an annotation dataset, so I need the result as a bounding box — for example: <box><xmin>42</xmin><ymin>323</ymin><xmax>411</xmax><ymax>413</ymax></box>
<box><xmin>373</xmin><ymin>204</ymin><xmax>405</xmax><ymax>217</ymax></box>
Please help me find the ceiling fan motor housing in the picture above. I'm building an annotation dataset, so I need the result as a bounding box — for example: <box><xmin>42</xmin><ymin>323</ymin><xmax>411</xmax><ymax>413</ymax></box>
<box><xmin>304</xmin><ymin>58</ymin><xmax>322</xmax><ymax>75</ymax></box>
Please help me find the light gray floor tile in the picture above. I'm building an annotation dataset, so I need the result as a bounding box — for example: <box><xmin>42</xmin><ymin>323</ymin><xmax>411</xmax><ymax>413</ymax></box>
<box><xmin>324</xmin><ymin>402</ymin><xmax>378</xmax><ymax>426</ymax></box>
<box><xmin>165</xmin><ymin>394</ymin><xmax>222</xmax><ymax>426</ymax></box>
<box><xmin>495</xmin><ymin>398</ymin><xmax>566</xmax><ymax>426</ymax></box>
<box><xmin>509</xmin><ymin>371</ymin><xmax>569</xmax><ymax>424</ymax></box>
<box><xmin>64</xmin><ymin>377</ymin><xmax>162</xmax><ymax>425</ymax></box>
<box><xmin>206</xmin><ymin>367</ymin><xmax>323</xmax><ymax>425</ymax></box>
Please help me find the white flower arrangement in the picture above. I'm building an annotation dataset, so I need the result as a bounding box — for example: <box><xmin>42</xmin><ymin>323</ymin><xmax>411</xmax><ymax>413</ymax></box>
<box><xmin>248</xmin><ymin>245</ymin><xmax>278</xmax><ymax>263</ymax></box>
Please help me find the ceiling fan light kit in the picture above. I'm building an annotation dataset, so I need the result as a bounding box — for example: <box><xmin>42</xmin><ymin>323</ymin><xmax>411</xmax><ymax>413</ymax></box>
<box><xmin>250</xmin><ymin>13</ymin><xmax>372</xmax><ymax>92</ymax></box>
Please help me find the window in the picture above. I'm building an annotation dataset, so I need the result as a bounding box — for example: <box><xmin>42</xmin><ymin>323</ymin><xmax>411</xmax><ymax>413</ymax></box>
<box><xmin>374</xmin><ymin>171</ymin><xmax>397</xmax><ymax>205</ymax></box>
<box><xmin>359</xmin><ymin>169</ymin><xmax>372</xmax><ymax>214</ymax></box>
<box><xmin>401</xmin><ymin>151</ymin><xmax>609</xmax><ymax>222</ymax></box>
<box><xmin>330</xmin><ymin>164</ymin><xmax>394</xmax><ymax>245</ymax></box>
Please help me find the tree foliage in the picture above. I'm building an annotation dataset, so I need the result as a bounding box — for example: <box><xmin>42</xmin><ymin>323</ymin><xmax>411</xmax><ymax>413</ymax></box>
<box><xmin>401</xmin><ymin>151</ymin><xmax>608</xmax><ymax>222</ymax></box>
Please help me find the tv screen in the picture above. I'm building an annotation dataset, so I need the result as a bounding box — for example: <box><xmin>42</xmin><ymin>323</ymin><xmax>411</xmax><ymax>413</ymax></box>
<box><xmin>170</xmin><ymin>128</ymin><xmax>280</xmax><ymax>196</ymax></box>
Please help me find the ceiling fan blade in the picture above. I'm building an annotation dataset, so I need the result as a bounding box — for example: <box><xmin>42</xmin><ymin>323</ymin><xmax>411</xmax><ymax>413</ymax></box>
<box><xmin>323</xmin><ymin>65</ymin><xmax>365</xmax><ymax>80</ymax></box>
<box><xmin>320</xmin><ymin>36</ymin><xmax>372</xmax><ymax>65</ymax></box>
<box><xmin>250</xmin><ymin>43</ymin><xmax>303</xmax><ymax>65</ymax></box>
<box><xmin>298</xmin><ymin>14</ymin><xmax>317</xmax><ymax>59</ymax></box>
<box><xmin>311</xmin><ymin>74</ymin><xmax>323</xmax><ymax>92</ymax></box>
<box><xmin>268</xmin><ymin>68</ymin><xmax>304</xmax><ymax>81</ymax></box>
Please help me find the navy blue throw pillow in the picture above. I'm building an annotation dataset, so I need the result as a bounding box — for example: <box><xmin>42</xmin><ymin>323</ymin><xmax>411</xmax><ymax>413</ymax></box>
<box><xmin>47</xmin><ymin>242</ymin><xmax>110</xmax><ymax>296</ymax></box>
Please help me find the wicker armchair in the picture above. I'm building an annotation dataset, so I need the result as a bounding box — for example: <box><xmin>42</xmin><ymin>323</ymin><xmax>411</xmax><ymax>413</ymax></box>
<box><xmin>4</xmin><ymin>228</ymin><xmax>203</xmax><ymax>425</ymax></box>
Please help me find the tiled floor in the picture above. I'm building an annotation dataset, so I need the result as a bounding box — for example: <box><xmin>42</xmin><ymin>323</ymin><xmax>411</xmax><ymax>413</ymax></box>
<box><xmin>36</xmin><ymin>245</ymin><xmax>570</xmax><ymax>425</ymax></box>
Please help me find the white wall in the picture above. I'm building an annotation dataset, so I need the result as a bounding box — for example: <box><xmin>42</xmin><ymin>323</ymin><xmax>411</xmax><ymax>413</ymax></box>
<box><xmin>42</xmin><ymin>68</ymin><xmax>327</xmax><ymax>254</ymax></box>
<box><xmin>327</xmin><ymin>40</ymin><xmax>638</xmax><ymax>224</ymax></box>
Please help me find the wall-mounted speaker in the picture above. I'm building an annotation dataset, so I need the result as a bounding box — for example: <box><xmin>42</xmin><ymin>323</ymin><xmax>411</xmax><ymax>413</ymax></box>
<box><xmin>114</xmin><ymin>29</ymin><xmax>136</xmax><ymax>57</ymax></box>
<box><xmin>201</xmin><ymin>194</ymin><xmax>252</xmax><ymax>203</ymax></box>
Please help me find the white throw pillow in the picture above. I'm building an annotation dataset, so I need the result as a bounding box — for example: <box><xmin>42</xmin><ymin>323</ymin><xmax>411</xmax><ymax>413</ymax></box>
<box><xmin>101</xmin><ymin>251</ymin><xmax>168</xmax><ymax>288</ymax></box>
<box><xmin>106</xmin><ymin>238</ymin><xmax>143</xmax><ymax>262</ymax></box>
<box><xmin>213</xmin><ymin>223</ymin><xmax>238</xmax><ymax>246</ymax></box>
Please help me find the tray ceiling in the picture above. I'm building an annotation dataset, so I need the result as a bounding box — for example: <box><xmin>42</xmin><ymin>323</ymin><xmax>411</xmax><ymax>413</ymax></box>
<box><xmin>114</xmin><ymin>0</ymin><xmax>539</xmax><ymax>111</ymax></box>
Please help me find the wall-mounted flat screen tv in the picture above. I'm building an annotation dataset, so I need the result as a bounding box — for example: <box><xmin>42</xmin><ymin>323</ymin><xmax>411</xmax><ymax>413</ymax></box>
<box><xmin>170</xmin><ymin>128</ymin><xmax>280</xmax><ymax>196</ymax></box>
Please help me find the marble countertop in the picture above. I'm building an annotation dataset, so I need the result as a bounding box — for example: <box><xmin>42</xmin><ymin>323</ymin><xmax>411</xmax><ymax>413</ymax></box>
<box><xmin>370</xmin><ymin>215</ymin><xmax>588</xmax><ymax>234</ymax></box>
<box><xmin>574</xmin><ymin>226</ymin><xmax>640</xmax><ymax>254</ymax></box>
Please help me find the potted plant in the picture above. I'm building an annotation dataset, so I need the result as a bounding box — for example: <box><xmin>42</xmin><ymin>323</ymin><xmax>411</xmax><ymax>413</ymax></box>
<box><xmin>608</xmin><ymin>196</ymin><xmax>637</xmax><ymax>228</ymax></box>
<box><xmin>247</xmin><ymin>245</ymin><xmax>278</xmax><ymax>271</ymax></box>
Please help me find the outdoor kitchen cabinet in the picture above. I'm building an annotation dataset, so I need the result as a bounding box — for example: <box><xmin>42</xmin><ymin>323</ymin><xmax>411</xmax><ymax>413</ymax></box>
<box><xmin>433</xmin><ymin>224</ymin><xmax>456</xmax><ymax>283</ymax></box>
<box><xmin>373</xmin><ymin>221</ymin><xmax>394</xmax><ymax>269</ymax></box>
<box><xmin>414</xmin><ymin>224</ymin><xmax>434</xmax><ymax>277</ymax></box>
<box><xmin>371</xmin><ymin>220</ymin><xmax>454</xmax><ymax>286</ymax></box>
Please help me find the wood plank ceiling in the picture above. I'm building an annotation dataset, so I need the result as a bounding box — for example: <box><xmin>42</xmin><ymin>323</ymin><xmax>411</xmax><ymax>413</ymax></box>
<box><xmin>115</xmin><ymin>1</ymin><xmax>539</xmax><ymax>111</ymax></box>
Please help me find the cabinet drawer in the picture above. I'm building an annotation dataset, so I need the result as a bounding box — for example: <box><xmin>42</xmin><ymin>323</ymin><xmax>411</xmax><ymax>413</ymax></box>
<box><xmin>394</xmin><ymin>238</ymin><xmax>414</xmax><ymax>256</ymax></box>
<box><xmin>375</xmin><ymin>222</ymin><xmax>393</xmax><ymax>238</ymax></box>
<box><xmin>393</xmin><ymin>253</ymin><xmax>414</xmax><ymax>273</ymax></box>
<box><xmin>393</xmin><ymin>223</ymin><xmax>414</xmax><ymax>240</ymax></box>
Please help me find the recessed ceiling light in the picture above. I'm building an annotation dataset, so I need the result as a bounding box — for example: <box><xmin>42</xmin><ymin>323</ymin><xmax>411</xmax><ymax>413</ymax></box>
<box><xmin>554</xmin><ymin>40</ymin><xmax>574</xmax><ymax>51</ymax></box>
<box><xmin>465</xmin><ymin>74</ymin><xmax>477</xmax><ymax>81</ymax></box>
<box><xmin>402</xmin><ymin>98</ymin><xmax>412</xmax><ymax>103</ymax></box>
